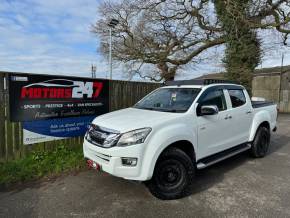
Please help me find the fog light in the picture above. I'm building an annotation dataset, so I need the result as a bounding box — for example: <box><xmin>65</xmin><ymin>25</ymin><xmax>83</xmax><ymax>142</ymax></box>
<box><xmin>121</xmin><ymin>157</ymin><xmax>137</xmax><ymax>166</ymax></box>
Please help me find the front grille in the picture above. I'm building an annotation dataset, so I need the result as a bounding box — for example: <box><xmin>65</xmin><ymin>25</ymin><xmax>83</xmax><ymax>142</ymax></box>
<box><xmin>89</xmin><ymin>131</ymin><xmax>106</xmax><ymax>145</ymax></box>
<box><xmin>86</xmin><ymin>125</ymin><xmax>120</xmax><ymax>148</ymax></box>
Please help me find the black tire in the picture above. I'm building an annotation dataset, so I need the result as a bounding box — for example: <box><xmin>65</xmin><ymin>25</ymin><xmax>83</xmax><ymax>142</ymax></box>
<box><xmin>250</xmin><ymin>126</ymin><xmax>270</xmax><ymax>158</ymax></box>
<box><xmin>146</xmin><ymin>147</ymin><xmax>195</xmax><ymax>200</ymax></box>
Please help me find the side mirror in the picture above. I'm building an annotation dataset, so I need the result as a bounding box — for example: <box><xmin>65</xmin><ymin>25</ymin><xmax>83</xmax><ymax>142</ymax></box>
<box><xmin>201</xmin><ymin>105</ymin><xmax>219</xmax><ymax>116</ymax></box>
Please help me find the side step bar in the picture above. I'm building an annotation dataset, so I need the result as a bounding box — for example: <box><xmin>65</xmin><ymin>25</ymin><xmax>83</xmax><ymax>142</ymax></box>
<box><xmin>197</xmin><ymin>143</ymin><xmax>251</xmax><ymax>170</ymax></box>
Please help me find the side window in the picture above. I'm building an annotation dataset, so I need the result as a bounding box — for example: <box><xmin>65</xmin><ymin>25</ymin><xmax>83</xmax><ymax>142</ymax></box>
<box><xmin>228</xmin><ymin>89</ymin><xmax>246</xmax><ymax>108</ymax></box>
<box><xmin>200</xmin><ymin>90</ymin><xmax>227</xmax><ymax>111</ymax></box>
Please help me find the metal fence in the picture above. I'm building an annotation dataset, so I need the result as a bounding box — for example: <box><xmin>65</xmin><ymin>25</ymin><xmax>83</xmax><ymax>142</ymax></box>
<box><xmin>0</xmin><ymin>72</ymin><xmax>160</xmax><ymax>162</ymax></box>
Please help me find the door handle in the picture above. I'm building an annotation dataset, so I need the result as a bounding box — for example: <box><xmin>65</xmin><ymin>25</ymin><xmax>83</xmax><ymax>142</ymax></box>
<box><xmin>224</xmin><ymin>115</ymin><xmax>232</xmax><ymax>120</ymax></box>
<box><xmin>246</xmin><ymin>111</ymin><xmax>252</xmax><ymax>114</ymax></box>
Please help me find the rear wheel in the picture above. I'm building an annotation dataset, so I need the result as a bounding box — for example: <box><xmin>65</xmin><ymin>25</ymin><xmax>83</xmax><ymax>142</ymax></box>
<box><xmin>146</xmin><ymin>147</ymin><xmax>195</xmax><ymax>200</ymax></box>
<box><xmin>250</xmin><ymin>126</ymin><xmax>270</xmax><ymax>158</ymax></box>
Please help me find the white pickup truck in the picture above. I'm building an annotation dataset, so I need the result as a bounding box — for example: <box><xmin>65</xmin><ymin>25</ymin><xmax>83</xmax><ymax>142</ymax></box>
<box><xmin>83</xmin><ymin>79</ymin><xmax>277</xmax><ymax>200</ymax></box>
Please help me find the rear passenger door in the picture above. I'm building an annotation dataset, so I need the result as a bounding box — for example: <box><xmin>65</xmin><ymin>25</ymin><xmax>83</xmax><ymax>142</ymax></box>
<box><xmin>225</xmin><ymin>89</ymin><xmax>253</xmax><ymax>146</ymax></box>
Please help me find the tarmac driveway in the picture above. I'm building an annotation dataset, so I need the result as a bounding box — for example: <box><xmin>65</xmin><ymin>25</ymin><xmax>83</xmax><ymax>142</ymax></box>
<box><xmin>1</xmin><ymin>114</ymin><xmax>290</xmax><ymax>218</ymax></box>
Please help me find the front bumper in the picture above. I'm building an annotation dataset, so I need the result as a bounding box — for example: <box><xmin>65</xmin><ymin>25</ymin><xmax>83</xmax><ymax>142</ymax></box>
<box><xmin>83</xmin><ymin>138</ymin><xmax>146</xmax><ymax>180</ymax></box>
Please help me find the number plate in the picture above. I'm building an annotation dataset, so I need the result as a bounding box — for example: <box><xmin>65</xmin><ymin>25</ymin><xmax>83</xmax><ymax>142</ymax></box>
<box><xmin>86</xmin><ymin>159</ymin><xmax>101</xmax><ymax>171</ymax></box>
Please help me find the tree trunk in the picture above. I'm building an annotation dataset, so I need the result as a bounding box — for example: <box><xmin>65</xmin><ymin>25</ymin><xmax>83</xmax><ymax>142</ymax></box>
<box><xmin>157</xmin><ymin>63</ymin><xmax>177</xmax><ymax>81</ymax></box>
<box><xmin>215</xmin><ymin>0</ymin><xmax>261</xmax><ymax>92</ymax></box>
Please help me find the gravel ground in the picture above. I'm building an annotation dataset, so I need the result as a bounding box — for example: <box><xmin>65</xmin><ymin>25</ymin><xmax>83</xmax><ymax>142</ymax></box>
<box><xmin>1</xmin><ymin>114</ymin><xmax>290</xmax><ymax>218</ymax></box>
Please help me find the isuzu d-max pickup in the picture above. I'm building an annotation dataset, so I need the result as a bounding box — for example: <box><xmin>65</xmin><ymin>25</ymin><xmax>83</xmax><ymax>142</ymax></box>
<box><xmin>83</xmin><ymin>79</ymin><xmax>278</xmax><ymax>200</ymax></box>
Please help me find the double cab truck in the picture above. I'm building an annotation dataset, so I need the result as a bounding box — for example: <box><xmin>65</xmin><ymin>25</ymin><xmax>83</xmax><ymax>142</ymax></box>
<box><xmin>83</xmin><ymin>79</ymin><xmax>278</xmax><ymax>200</ymax></box>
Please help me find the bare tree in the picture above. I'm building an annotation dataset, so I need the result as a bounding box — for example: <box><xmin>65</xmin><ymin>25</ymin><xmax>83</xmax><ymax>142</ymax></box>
<box><xmin>213</xmin><ymin>0</ymin><xmax>290</xmax><ymax>90</ymax></box>
<box><xmin>92</xmin><ymin>0</ymin><xmax>224</xmax><ymax>81</ymax></box>
<box><xmin>92</xmin><ymin>0</ymin><xmax>290</xmax><ymax>83</ymax></box>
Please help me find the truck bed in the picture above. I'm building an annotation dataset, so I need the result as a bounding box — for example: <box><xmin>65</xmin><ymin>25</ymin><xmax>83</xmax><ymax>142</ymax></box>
<box><xmin>251</xmin><ymin>101</ymin><xmax>275</xmax><ymax>109</ymax></box>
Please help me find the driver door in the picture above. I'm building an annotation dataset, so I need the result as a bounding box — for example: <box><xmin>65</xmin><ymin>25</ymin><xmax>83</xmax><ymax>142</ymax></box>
<box><xmin>196</xmin><ymin>89</ymin><xmax>231</xmax><ymax>159</ymax></box>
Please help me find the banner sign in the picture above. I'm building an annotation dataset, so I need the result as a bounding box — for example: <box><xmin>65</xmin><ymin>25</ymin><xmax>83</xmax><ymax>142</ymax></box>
<box><xmin>9</xmin><ymin>74</ymin><xmax>109</xmax><ymax>122</ymax></box>
<box><xmin>23</xmin><ymin>116</ymin><xmax>95</xmax><ymax>145</ymax></box>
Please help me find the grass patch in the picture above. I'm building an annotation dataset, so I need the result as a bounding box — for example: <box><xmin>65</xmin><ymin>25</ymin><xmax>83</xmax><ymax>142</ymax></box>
<box><xmin>0</xmin><ymin>145</ymin><xmax>86</xmax><ymax>187</ymax></box>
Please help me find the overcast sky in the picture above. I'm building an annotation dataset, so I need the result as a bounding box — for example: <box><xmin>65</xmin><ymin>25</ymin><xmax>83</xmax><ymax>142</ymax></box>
<box><xmin>0</xmin><ymin>0</ymin><xmax>290</xmax><ymax>80</ymax></box>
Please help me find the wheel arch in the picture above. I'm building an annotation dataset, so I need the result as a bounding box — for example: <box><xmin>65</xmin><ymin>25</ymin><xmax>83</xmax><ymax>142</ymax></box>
<box><xmin>140</xmin><ymin>122</ymin><xmax>197</xmax><ymax>181</ymax></box>
<box><xmin>249</xmin><ymin>111</ymin><xmax>271</xmax><ymax>142</ymax></box>
<box><xmin>249</xmin><ymin>120</ymin><xmax>271</xmax><ymax>142</ymax></box>
<box><xmin>158</xmin><ymin>140</ymin><xmax>196</xmax><ymax>164</ymax></box>
<box><xmin>259</xmin><ymin>121</ymin><xmax>270</xmax><ymax>131</ymax></box>
<box><xmin>146</xmin><ymin>140</ymin><xmax>196</xmax><ymax>180</ymax></box>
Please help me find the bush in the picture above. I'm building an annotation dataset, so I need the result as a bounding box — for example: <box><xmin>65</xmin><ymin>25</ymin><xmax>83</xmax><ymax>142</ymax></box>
<box><xmin>0</xmin><ymin>145</ymin><xmax>86</xmax><ymax>187</ymax></box>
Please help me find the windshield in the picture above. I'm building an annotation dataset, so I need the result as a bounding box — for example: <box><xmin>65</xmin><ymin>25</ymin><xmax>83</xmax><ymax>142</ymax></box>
<box><xmin>134</xmin><ymin>88</ymin><xmax>201</xmax><ymax>113</ymax></box>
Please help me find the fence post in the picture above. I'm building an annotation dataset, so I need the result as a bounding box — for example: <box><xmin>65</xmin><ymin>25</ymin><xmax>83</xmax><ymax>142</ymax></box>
<box><xmin>4</xmin><ymin>73</ymin><xmax>13</xmax><ymax>161</ymax></box>
<box><xmin>0</xmin><ymin>73</ymin><xmax>5</xmax><ymax>161</ymax></box>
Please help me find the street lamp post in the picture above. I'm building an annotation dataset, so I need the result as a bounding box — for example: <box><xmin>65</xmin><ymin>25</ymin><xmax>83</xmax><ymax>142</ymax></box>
<box><xmin>91</xmin><ymin>64</ymin><xmax>96</xmax><ymax>78</ymax></box>
<box><xmin>108</xmin><ymin>18</ymin><xmax>119</xmax><ymax>80</ymax></box>
<box><xmin>109</xmin><ymin>27</ymin><xmax>112</xmax><ymax>80</ymax></box>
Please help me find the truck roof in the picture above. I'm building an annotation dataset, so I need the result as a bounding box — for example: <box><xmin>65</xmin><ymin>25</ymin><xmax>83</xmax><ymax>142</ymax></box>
<box><xmin>163</xmin><ymin>85</ymin><xmax>204</xmax><ymax>89</ymax></box>
<box><xmin>165</xmin><ymin>79</ymin><xmax>237</xmax><ymax>86</ymax></box>
<box><xmin>163</xmin><ymin>79</ymin><xmax>244</xmax><ymax>90</ymax></box>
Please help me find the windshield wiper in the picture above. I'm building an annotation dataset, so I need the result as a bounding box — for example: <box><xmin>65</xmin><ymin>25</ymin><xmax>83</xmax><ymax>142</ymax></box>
<box><xmin>134</xmin><ymin>106</ymin><xmax>186</xmax><ymax>113</ymax></box>
<box><xmin>134</xmin><ymin>106</ymin><xmax>155</xmax><ymax>110</ymax></box>
<box><xmin>159</xmin><ymin>108</ymin><xmax>186</xmax><ymax>113</ymax></box>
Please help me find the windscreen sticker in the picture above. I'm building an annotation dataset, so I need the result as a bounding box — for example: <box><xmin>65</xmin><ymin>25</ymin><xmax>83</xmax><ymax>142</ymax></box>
<box><xmin>171</xmin><ymin>92</ymin><xmax>177</xmax><ymax>101</ymax></box>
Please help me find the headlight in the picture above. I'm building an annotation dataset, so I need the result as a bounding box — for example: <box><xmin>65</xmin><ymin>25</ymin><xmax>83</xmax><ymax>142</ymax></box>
<box><xmin>117</xmin><ymin>128</ymin><xmax>151</xmax><ymax>147</ymax></box>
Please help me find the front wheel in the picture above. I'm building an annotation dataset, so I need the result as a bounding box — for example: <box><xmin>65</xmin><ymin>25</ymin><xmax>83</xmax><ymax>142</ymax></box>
<box><xmin>146</xmin><ymin>147</ymin><xmax>195</xmax><ymax>200</ymax></box>
<box><xmin>250</xmin><ymin>126</ymin><xmax>270</xmax><ymax>158</ymax></box>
